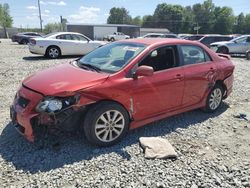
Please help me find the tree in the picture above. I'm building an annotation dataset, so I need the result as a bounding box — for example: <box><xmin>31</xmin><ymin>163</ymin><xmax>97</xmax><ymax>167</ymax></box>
<box><xmin>43</xmin><ymin>23</ymin><xmax>62</xmax><ymax>34</ymax></box>
<box><xmin>0</xmin><ymin>3</ymin><xmax>13</xmax><ymax>38</ymax></box>
<box><xmin>107</xmin><ymin>7</ymin><xmax>132</xmax><ymax>24</ymax></box>
<box><xmin>182</xmin><ymin>6</ymin><xmax>195</xmax><ymax>33</ymax></box>
<box><xmin>213</xmin><ymin>6</ymin><xmax>235</xmax><ymax>34</ymax></box>
<box><xmin>142</xmin><ymin>15</ymin><xmax>155</xmax><ymax>28</ymax></box>
<box><xmin>153</xmin><ymin>3</ymin><xmax>184</xmax><ymax>33</ymax></box>
<box><xmin>192</xmin><ymin>0</ymin><xmax>215</xmax><ymax>33</ymax></box>
<box><xmin>234</xmin><ymin>13</ymin><xmax>245</xmax><ymax>34</ymax></box>
<box><xmin>131</xmin><ymin>16</ymin><xmax>142</xmax><ymax>26</ymax></box>
<box><xmin>244</xmin><ymin>14</ymin><xmax>250</xmax><ymax>34</ymax></box>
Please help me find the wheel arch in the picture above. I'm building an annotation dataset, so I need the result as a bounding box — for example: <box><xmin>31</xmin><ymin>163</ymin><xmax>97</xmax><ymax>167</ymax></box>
<box><xmin>215</xmin><ymin>80</ymin><xmax>227</xmax><ymax>98</ymax></box>
<box><xmin>46</xmin><ymin>45</ymin><xmax>62</xmax><ymax>55</ymax></box>
<box><xmin>85</xmin><ymin>99</ymin><xmax>133</xmax><ymax>121</ymax></box>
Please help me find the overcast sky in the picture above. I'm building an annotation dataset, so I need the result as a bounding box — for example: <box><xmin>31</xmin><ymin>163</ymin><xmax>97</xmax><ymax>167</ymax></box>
<box><xmin>1</xmin><ymin>0</ymin><xmax>250</xmax><ymax>28</ymax></box>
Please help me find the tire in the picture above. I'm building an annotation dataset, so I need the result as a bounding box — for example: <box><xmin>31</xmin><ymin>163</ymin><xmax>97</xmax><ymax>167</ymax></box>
<box><xmin>83</xmin><ymin>102</ymin><xmax>129</xmax><ymax>146</ymax></box>
<box><xmin>217</xmin><ymin>46</ymin><xmax>229</xmax><ymax>54</ymax></box>
<box><xmin>46</xmin><ymin>46</ymin><xmax>61</xmax><ymax>59</ymax></box>
<box><xmin>110</xmin><ymin>38</ymin><xmax>115</xmax><ymax>42</ymax></box>
<box><xmin>246</xmin><ymin>51</ymin><xmax>250</xmax><ymax>60</ymax></box>
<box><xmin>21</xmin><ymin>39</ymin><xmax>29</xmax><ymax>45</ymax></box>
<box><xmin>203</xmin><ymin>85</ymin><xmax>224</xmax><ymax>112</ymax></box>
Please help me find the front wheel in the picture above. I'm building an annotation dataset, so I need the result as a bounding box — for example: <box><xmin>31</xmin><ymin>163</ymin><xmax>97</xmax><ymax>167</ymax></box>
<box><xmin>217</xmin><ymin>46</ymin><xmax>229</xmax><ymax>54</ymax></box>
<box><xmin>204</xmin><ymin>85</ymin><xmax>223</xmax><ymax>112</ymax></box>
<box><xmin>83</xmin><ymin>102</ymin><xmax>129</xmax><ymax>146</ymax></box>
<box><xmin>246</xmin><ymin>51</ymin><xmax>250</xmax><ymax>60</ymax></box>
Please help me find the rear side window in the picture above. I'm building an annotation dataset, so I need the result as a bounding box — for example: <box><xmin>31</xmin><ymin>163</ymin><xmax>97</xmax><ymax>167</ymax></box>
<box><xmin>56</xmin><ymin>34</ymin><xmax>72</xmax><ymax>40</ymax></box>
<box><xmin>180</xmin><ymin>45</ymin><xmax>212</xmax><ymax>66</ymax></box>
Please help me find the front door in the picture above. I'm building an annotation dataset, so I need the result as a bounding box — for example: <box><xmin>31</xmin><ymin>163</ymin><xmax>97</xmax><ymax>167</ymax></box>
<box><xmin>128</xmin><ymin>45</ymin><xmax>185</xmax><ymax>121</ymax></box>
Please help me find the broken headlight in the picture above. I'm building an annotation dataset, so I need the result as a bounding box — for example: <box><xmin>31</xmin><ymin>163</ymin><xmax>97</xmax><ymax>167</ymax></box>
<box><xmin>36</xmin><ymin>95</ymin><xmax>79</xmax><ymax>113</ymax></box>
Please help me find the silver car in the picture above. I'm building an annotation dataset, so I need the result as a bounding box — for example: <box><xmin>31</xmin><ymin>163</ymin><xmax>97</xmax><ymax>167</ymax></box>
<box><xmin>210</xmin><ymin>35</ymin><xmax>250</xmax><ymax>54</ymax></box>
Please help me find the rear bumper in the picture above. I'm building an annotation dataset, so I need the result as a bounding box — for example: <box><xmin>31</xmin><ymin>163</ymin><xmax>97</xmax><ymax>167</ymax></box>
<box><xmin>10</xmin><ymin>86</ymin><xmax>43</xmax><ymax>142</ymax></box>
<box><xmin>29</xmin><ymin>45</ymin><xmax>46</xmax><ymax>55</ymax></box>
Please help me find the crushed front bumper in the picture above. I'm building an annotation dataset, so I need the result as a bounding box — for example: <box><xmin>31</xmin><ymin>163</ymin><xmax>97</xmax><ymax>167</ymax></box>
<box><xmin>10</xmin><ymin>86</ymin><xmax>43</xmax><ymax>142</ymax></box>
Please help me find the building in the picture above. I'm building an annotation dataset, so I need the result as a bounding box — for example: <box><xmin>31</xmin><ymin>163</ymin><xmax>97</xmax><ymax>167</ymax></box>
<box><xmin>67</xmin><ymin>24</ymin><xmax>140</xmax><ymax>40</ymax></box>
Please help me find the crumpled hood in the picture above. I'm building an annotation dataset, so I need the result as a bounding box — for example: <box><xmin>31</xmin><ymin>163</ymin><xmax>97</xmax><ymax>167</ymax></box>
<box><xmin>23</xmin><ymin>62</ymin><xmax>109</xmax><ymax>96</ymax></box>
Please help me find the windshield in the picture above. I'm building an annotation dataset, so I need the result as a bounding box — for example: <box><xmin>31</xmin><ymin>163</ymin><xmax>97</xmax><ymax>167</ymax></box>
<box><xmin>231</xmin><ymin>36</ymin><xmax>247</xmax><ymax>43</ymax></box>
<box><xmin>43</xmin><ymin>32</ymin><xmax>59</xmax><ymax>38</ymax></box>
<box><xmin>78</xmin><ymin>42</ymin><xmax>147</xmax><ymax>73</ymax></box>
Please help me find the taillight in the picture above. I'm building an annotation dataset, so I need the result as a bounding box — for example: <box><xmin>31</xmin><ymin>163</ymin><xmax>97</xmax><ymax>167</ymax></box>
<box><xmin>30</xmin><ymin>39</ymin><xmax>36</xmax><ymax>45</ymax></box>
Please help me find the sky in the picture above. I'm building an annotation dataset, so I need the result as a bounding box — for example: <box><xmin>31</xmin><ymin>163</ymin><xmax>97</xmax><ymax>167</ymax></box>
<box><xmin>0</xmin><ymin>0</ymin><xmax>250</xmax><ymax>28</ymax></box>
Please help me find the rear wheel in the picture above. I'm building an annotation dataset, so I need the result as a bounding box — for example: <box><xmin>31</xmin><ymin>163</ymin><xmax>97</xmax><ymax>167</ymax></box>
<box><xmin>21</xmin><ymin>39</ymin><xmax>29</xmax><ymax>44</ymax></box>
<box><xmin>46</xmin><ymin>46</ymin><xmax>61</xmax><ymax>59</ymax></box>
<box><xmin>217</xmin><ymin>46</ymin><xmax>229</xmax><ymax>54</ymax></box>
<box><xmin>246</xmin><ymin>51</ymin><xmax>250</xmax><ymax>60</ymax></box>
<box><xmin>83</xmin><ymin>102</ymin><xmax>129</xmax><ymax>146</ymax></box>
<box><xmin>110</xmin><ymin>37</ymin><xmax>115</xmax><ymax>42</ymax></box>
<box><xmin>204</xmin><ymin>85</ymin><xmax>223</xmax><ymax>112</ymax></box>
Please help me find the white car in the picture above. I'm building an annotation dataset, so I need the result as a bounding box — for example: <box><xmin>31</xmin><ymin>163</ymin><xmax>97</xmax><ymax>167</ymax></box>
<box><xmin>104</xmin><ymin>32</ymin><xmax>130</xmax><ymax>42</ymax></box>
<box><xmin>29</xmin><ymin>32</ymin><xmax>107</xmax><ymax>58</ymax></box>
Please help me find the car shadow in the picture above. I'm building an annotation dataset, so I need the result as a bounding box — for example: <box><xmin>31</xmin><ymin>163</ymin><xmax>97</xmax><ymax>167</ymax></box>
<box><xmin>23</xmin><ymin>55</ymin><xmax>82</xmax><ymax>61</ymax></box>
<box><xmin>0</xmin><ymin>102</ymin><xmax>229</xmax><ymax>173</ymax></box>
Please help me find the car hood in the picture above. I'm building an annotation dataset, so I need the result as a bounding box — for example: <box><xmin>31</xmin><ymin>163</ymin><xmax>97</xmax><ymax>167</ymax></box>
<box><xmin>210</xmin><ymin>41</ymin><xmax>232</xmax><ymax>46</ymax></box>
<box><xmin>23</xmin><ymin>62</ymin><xmax>110</xmax><ymax>96</ymax></box>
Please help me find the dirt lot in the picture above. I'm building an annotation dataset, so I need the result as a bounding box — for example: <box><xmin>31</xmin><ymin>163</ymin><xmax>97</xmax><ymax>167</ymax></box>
<box><xmin>0</xmin><ymin>39</ymin><xmax>249</xmax><ymax>188</ymax></box>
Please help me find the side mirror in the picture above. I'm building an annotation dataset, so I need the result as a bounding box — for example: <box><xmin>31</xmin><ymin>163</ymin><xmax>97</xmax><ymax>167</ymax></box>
<box><xmin>133</xmin><ymin>66</ymin><xmax>153</xmax><ymax>79</ymax></box>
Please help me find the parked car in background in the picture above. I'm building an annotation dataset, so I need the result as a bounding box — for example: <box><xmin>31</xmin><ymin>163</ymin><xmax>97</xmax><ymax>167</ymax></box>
<box><xmin>28</xmin><ymin>32</ymin><xmax>107</xmax><ymax>58</ymax></box>
<box><xmin>210</xmin><ymin>35</ymin><xmax>250</xmax><ymax>54</ymax></box>
<box><xmin>140</xmin><ymin>33</ymin><xmax>179</xmax><ymax>38</ymax></box>
<box><xmin>184</xmin><ymin>34</ymin><xmax>205</xmax><ymax>41</ymax></box>
<box><xmin>104</xmin><ymin>32</ymin><xmax>130</xmax><ymax>42</ymax></box>
<box><xmin>11</xmin><ymin>38</ymin><xmax>234</xmax><ymax>146</ymax></box>
<box><xmin>199</xmin><ymin>35</ymin><xmax>234</xmax><ymax>47</ymax></box>
<box><xmin>12</xmin><ymin>32</ymin><xmax>43</xmax><ymax>44</ymax></box>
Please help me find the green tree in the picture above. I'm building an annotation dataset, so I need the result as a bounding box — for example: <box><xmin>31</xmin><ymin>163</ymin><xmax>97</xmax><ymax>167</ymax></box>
<box><xmin>244</xmin><ymin>14</ymin><xmax>250</xmax><ymax>34</ymax></box>
<box><xmin>131</xmin><ymin>16</ymin><xmax>142</xmax><ymax>26</ymax></box>
<box><xmin>43</xmin><ymin>23</ymin><xmax>62</xmax><ymax>34</ymax></box>
<box><xmin>192</xmin><ymin>0</ymin><xmax>215</xmax><ymax>33</ymax></box>
<box><xmin>107</xmin><ymin>7</ymin><xmax>132</xmax><ymax>24</ymax></box>
<box><xmin>213</xmin><ymin>6</ymin><xmax>235</xmax><ymax>34</ymax></box>
<box><xmin>182</xmin><ymin>6</ymin><xmax>195</xmax><ymax>33</ymax></box>
<box><xmin>142</xmin><ymin>15</ymin><xmax>155</xmax><ymax>28</ymax></box>
<box><xmin>234</xmin><ymin>13</ymin><xmax>245</xmax><ymax>34</ymax></box>
<box><xmin>0</xmin><ymin>3</ymin><xmax>13</xmax><ymax>38</ymax></box>
<box><xmin>153</xmin><ymin>3</ymin><xmax>184</xmax><ymax>33</ymax></box>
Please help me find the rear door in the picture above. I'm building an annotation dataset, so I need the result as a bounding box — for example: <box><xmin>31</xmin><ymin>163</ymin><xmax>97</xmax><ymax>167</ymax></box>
<box><xmin>55</xmin><ymin>34</ymin><xmax>75</xmax><ymax>55</ymax></box>
<box><xmin>71</xmin><ymin>34</ymin><xmax>94</xmax><ymax>55</ymax></box>
<box><xmin>179</xmin><ymin>45</ymin><xmax>217</xmax><ymax>107</ymax></box>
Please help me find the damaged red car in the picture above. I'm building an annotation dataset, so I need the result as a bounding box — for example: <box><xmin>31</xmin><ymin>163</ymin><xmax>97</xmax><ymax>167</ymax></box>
<box><xmin>10</xmin><ymin>38</ymin><xmax>234</xmax><ymax>146</ymax></box>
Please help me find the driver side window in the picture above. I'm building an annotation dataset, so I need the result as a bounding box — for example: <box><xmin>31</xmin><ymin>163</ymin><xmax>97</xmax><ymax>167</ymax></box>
<box><xmin>139</xmin><ymin>46</ymin><xmax>178</xmax><ymax>72</ymax></box>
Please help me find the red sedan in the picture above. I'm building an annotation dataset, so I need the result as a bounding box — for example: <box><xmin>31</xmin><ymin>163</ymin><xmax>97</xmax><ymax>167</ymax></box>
<box><xmin>10</xmin><ymin>38</ymin><xmax>234</xmax><ymax>146</ymax></box>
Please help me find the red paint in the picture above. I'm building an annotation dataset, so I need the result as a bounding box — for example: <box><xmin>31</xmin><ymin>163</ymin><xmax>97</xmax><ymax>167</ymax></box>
<box><xmin>11</xmin><ymin>39</ymin><xmax>235</xmax><ymax>141</ymax></box>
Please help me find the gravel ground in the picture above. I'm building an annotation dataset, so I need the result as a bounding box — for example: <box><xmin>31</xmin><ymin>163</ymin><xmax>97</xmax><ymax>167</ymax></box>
<box><xmin>0</xmin><ymin>39</ymin><xmax>250</xmax><ymax>188</ymax></box>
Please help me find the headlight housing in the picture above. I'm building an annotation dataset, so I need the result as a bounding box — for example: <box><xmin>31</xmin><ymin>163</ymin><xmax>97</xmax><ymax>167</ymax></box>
<box><xmin>36</xmin><ymin>95</ymin><xmax>79</xmax><ymax>113</ymax></box>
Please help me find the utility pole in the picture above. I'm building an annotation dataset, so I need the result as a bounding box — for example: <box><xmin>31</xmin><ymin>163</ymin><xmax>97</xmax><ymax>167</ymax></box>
<box><xmin>38</xmin><ymin>0</ymin><xmax>43</xmax><ymax>32</ymax></box>
<box><xmin>60</xmin><ymin>16</ymin><xmax>63</xmax><ymax>31</ymax></box>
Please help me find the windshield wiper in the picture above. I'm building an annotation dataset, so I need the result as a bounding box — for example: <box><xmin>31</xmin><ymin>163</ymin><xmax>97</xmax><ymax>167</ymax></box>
<box><xmin>77</xmin><ymin>61</ymin><xmax>102</xmax><ymax>72</ymax></box>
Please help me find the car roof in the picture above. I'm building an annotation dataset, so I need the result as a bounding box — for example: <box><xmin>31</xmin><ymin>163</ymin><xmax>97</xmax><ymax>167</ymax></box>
<box><xmin>120</xmin><ymin>38</ymin><xmax>198</xmax><ymax>46</ymax></box>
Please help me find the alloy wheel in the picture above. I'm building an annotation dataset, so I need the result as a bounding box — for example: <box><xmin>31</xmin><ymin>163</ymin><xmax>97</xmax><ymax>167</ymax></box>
<box><xmin>49</xmin><ymin>48</ymin><xmax>59</xmax><ymax>58</ymax></box>
<box><xmin>209</xmin><ymin>88</ymin><xmax>222</xmax><ymax>110</ymax></box>
<box><xmin>94</xmin><ymin>110</ymin><xmax>125</xmax><ymax>142</ymax></box>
